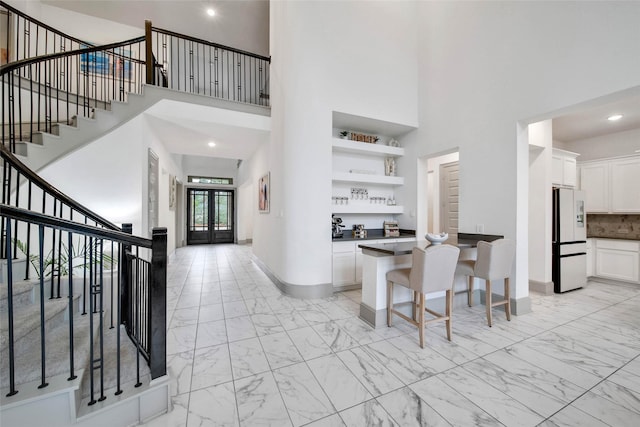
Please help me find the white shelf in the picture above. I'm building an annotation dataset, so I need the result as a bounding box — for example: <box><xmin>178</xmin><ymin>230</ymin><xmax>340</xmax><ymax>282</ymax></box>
<box><xmin>332</xmin><ymin>205</ymin><xmax>404</xmax><ymax>214</ymax></box>
<box><xmin>332</xmin><ymin>172</ymin><xmax>404</xmax><ymax>186</ymax></box>
<box><xmin>332</xmin><ymin>138</ymin><xmax>404</xmax><ymax>157</ymax></box>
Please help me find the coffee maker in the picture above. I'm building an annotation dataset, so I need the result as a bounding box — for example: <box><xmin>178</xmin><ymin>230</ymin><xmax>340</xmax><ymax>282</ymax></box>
<box><xmin>332</xmin><ymin>215</ymin><xmax>345</xmax><ymax>238</ymax></box>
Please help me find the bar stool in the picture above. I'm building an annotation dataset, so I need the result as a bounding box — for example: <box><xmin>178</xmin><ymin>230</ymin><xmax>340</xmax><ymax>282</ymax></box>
<box><xmin>456</xmin><ymin>239</ymin><xmax>515</xmax><ymax>327</ymax></box>
<box><xmin>386</xmin><ymin>244</ymin><xmax>460</xmax><ymax>348</ymax></box>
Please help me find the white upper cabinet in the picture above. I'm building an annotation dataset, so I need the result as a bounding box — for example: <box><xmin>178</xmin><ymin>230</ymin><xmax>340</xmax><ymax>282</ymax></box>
<box><xmin>552</xmin><ymin>148</ymin><xmax>578</xmax><ymax>187</ymax></box>
<box><xmin>579</xmin><ymin>162</ymin><xmax>609</xmax><ymax>213</ymax></box>
<box><xmin>610</xmin><ymin>157</ymin><xmax>640</xmax><ymax>213</ymax></box>
<box><xmin>579</xmin><ymin>156</ymin><xmax>640</xmax><ymax>213</ymax></box>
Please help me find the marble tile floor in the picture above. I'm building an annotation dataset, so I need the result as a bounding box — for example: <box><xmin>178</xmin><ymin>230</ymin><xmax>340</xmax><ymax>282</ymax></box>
<box><xmin>143</xmin><ymin>244</ymin><xmax>640</xmax><ymax>427</ymax></box>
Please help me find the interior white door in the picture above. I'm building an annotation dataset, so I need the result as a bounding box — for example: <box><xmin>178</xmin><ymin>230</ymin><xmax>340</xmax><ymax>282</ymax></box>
<box><xmin>440</xmin><ymin>161</ymin><xmax>459</xmax><ymax>240</ymax></box>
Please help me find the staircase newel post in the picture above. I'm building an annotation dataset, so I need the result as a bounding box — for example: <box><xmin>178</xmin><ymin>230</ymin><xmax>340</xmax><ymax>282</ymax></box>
<box><xmin>150</xmin><ymin>227</ymin><xmax>167</xmax><ymax>379</ymax></box>
<box><xmin>145</xmin><ymin>20</ymin><xmax>154</xmax><ymax>85</ymax></box>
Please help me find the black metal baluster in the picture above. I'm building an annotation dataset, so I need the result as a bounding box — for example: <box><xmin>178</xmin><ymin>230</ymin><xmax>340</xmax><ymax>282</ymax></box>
<box><xmin>135</xmin><ymin>247</ymin><xmax>141</xmax><ymax>387</ymax></box>
<box><xmin>88</xmin><ymin>236</ymin><xmax>96</xmax><ymax>405</ymax></box>
<box><xmin>4</xmin><ymin>219</ymin><xmax>18</xmax><ymax>396</ymax></box>
<box><xmin>37</xmin><ymin>224</ymin><xmax>49</xmax><ymax>389</ymax></box>
<box><xmin>50</xmin><ymin>199</ymin><xmax>57</xmax><ymax>299</ymax></box>
<box><xmin>56</xmin><ymin>203</ymin><xmax>62</xmax><ymax>298</ymax></box>
<box><xmin>82</xmin><ymin>220</ymin><xmax>87</xmax><ymax>314</ymax></box>
<box><xmin>67</xmin><ymin>230</ymin><xmax>76</xmax><ymax>381</ymax></box>
<box><xmin>24</xmin><ymin>181</ymin><xmax>32</xmax><ymax>280</ymax></box>
<box><xmin>98</xmin><ymin>239</ymin><xmax>105</xmax><ymax>402</ymax></box>
<box><xmin>110</xmin><ymin>240</ymin><xmax>114</xmax><ymax>329</ymax></box>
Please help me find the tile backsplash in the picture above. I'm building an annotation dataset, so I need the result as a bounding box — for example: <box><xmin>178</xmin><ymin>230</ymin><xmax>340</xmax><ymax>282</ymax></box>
<box><xmin>587</xmin><ymin>214</ymin><xmax>640</xmax><ymax>240</ymax></box>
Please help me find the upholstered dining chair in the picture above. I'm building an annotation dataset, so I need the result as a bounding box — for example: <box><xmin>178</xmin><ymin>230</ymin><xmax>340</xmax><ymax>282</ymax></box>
<box><xmin>456</xmin><ymin>238</ymin><xmax>515</xmax><ymax>327</ymax></box>
<box><xmin>386</xmin><ymin>244</ymin><xmax>460</xmax><ymax>348</ymax></box>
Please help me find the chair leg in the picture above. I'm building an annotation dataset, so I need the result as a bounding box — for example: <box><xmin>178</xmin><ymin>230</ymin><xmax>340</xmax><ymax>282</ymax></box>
<box><xmin>387</xmin><ymin>281</ymin><xmax>393</xmax><ymax>327</ymax></box>
<box><xmin>412</xmin><ymin>291</ymin><xmax>417</xmax><ymax>321</ymax></box>
<box><xmin>485</xmin><ymin>280</ymin><xmax>492</xmax><ymax>327</ymax></box>
<box><xmin>504</xmin><ymin>277</ymin><xmax>511</xmax><ymax>321</ymax></box>
<box><xmin>467</xmin><ymin>276</ymin><xmax>474</xmax><ymax>307</ymax></box>
<box><xmin>419</xmin><ymin>293</ymin><xmax>425</xmax><ymax>348</ymax></box>
<box><xmin>445</xmin><ymin>289</ymin><xmax>452</xmax><ymax>341</ymax></box>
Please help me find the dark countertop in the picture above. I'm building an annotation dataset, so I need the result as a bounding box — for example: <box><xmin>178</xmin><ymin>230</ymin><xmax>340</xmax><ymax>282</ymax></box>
<box><xmin>358</xmin><ymin>233</ymin><xmax>503</xmax><ymax>256</ymax></box>
<box><xmin>332</xmin><ymin>228</ymin><xmax>415</xmax><ymax>242</ymax></box>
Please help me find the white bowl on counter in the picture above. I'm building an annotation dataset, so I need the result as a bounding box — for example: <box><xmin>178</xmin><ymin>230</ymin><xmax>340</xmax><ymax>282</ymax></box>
<box><xmin>425</xmin><ymin>232</ymin><xmax>448</xmax><ymax>245</ymax></box>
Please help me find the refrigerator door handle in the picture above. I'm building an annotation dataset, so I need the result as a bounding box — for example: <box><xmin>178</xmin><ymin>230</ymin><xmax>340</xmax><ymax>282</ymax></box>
<box><xmin>559</xmin><ymin>252</ymin><xmax>587</xmax><ymax>258</ymax></box>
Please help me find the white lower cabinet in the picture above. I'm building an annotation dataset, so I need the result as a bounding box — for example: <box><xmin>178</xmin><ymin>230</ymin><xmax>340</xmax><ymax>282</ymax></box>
<box><xmin>332</xmin><ymin>238</ymin><xmax>415</xmax><ymax>288</ymax></box>
<box><xmin>594</xmin><ymin>239</ymin><xmax>640</xmax><ymax>283</ymax></box>
<box><xmin>586</xmin><ymin>238</ymin><xmax>593</xmax><ymax>277</ymax></box>
<box><xmin>332</xmin><ymin>251</ymin><xmax>357</xmax><ymax>286</ymax></box>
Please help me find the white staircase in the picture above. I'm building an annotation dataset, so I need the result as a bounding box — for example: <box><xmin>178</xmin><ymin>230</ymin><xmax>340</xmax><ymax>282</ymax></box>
<box><xmin>0</xmin><ymin>272</ymin><xmax>169</xmax><ymax>426</ymax></box>
<box><xmin>15</xmin><ymin>84</ymin><xmax>270</xmax><ymax>173</ymax></box>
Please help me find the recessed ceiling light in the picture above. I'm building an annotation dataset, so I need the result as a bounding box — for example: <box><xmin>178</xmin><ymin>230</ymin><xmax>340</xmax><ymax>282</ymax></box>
<box><xmin>206</xmin><ymin>8</ymin><xmax>215</xmax><ymax>17</ymax></box>
<box><xmin>208</xmin><ymin>141</ymin><xmax>216</xmax><ymax>147</ymax></box>
<box><xmin>608</xmin><ymin>114</ymin><xmax>623</xmax><ymax>121</ymax></box>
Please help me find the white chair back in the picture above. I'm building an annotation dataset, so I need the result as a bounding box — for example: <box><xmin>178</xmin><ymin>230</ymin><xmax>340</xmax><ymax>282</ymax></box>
<box><xmin>474</xmin><ymin>239</ymin><xmax>515</xmax><ymax>281</ymax></box>
<box><xmin>409</xmin><ymin>244</ymin><xmax>460</xmax><ymax>293</ymax></box>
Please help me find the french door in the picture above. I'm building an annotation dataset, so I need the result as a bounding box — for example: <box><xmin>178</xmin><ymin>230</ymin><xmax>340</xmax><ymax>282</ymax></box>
<box><xmin>187</xmin><ymin>188</ymin><xmax>234</xmax><ymax>244</ymax></box>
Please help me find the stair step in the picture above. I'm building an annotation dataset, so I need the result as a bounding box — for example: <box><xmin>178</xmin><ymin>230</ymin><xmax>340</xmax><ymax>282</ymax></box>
<box><xmin>0</xmin><ymin>295</ymin><xmax>80</xmax><ymax>357</ymax></box>
<box><xmin>80</xmin><ymin>324</ymin><xmax>151</xmax><ymax>401</ymax></box>
<box><xmin>0</xmin><ymin>308</ymin><xmax>93</xmax><ymax>391</ymax></box>
<box><xmin>0</xmin><ymin>280</ymin><xmax>36</xmax><ymax>312</ymax></box>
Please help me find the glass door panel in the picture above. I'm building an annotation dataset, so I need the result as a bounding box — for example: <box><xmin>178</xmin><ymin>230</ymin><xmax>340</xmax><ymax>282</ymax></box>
<box><xmin>187</xmin><ymin>188</ymin><xmax>234</xmax><ymax>244</ymax></box>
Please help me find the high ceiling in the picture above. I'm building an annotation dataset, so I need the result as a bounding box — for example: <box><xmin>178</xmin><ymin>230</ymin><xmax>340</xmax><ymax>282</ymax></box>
<box><xmin>552</xmin><ymin>93</ymin><xmax>640</xmax><ymax>142</ymax></box>
<box><xmin>42</xmin><ymin>0</ymin><xmax>270</xmax><ymax>57</ymax></box>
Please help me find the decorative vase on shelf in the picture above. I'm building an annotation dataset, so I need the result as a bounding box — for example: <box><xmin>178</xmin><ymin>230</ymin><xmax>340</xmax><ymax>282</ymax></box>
<box><xmin>384</xmin><ymin>157</ymin><xmax>396</xmax><ymax>177</ymax></box>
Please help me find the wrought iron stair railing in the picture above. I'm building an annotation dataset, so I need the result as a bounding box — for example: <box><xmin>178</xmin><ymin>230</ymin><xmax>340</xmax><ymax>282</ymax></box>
<box><xmin>1</xmin><ymin>142</ymin><xmax>167</xmax><ymax>404</ymax></box>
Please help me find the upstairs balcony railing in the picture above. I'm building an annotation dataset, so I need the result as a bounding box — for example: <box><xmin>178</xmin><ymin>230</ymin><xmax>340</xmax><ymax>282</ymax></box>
<box><xmin>1</xmin><ymin>2</ymin><xmax>270</xmax><ymax>155</ymax></box>
<box><xmin>148</xmin><ymin>22</ymin><xmax>270</xmax><ymax>105</ymax></box>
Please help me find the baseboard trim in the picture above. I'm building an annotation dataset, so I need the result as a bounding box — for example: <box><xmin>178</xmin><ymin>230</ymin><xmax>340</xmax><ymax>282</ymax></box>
<box><xmin>237</xmin><ymin>239</ymin><xmax>253</xmax><ymax>245</ymax></box>
<box><xmin>529</xmin><ymin>279</ymin><xmax>554</xmax><ymax>295</ymax></box>
<box><xmin>332</xmin><ymin>283</ymin><xmax>362</xmax><ymax>293</ymax></box>
<box><xmin>251</xmin><ymin>256</ymin><xmax>333</xmax><ymax>299</ymax></box>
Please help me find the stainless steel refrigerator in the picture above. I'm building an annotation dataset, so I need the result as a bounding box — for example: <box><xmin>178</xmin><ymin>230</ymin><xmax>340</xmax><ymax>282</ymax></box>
<box><xmin>552</xmin><ymin>188</ymin><xmax>587</xmax><ymax>293</ymax></box>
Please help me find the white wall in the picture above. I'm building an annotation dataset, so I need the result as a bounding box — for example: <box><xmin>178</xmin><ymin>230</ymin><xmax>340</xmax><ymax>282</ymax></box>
<box><xmin>237</xmin><ymin>142</ymin><xmax>269</xmax><ymax>250</ymax></box>
<box><xmin>181</xmin><ymin>156</ymin><xmax>238</xmax><ymax>184</ymax></box>
<box><xmin>38</xmin><ymin>114</ymin><xmax>183</xmax><ymax>256</ymax></box>
<box><xmin>528</xmin><ymin>120</ymin><xmax>552</xmax><ymax>284</ymax></box>
<box><xmin>562</xmin><ymin>128</ymin><xmax>640</xmax><ymax>161</ymax></box>
<box><xmin>416</xmin><ymin>1</ymin><xmax>640</xmax><ymax>301</ymax></box>
<box><xmin>12</xmin><ymin>1</ymin><xmax>142</xmax><ymax>44</ymax></box>
<box><xmin>266</xmin><ymin>1</ymin><xmax>419</xmax><ymax>288</ymax></box>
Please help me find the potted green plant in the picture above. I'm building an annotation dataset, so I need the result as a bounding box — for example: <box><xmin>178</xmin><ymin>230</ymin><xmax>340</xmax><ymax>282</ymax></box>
<box><xmin>339</xmin><ymin>131</ymin><xmax>349</xmax><ymax>139</ymax></box>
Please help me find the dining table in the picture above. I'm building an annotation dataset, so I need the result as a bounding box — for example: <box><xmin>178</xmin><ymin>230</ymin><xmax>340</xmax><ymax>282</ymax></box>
<box><xmin>356</xmin><ymin>233</ymin><xmax>502</xmax><ymax>328</ymax></box>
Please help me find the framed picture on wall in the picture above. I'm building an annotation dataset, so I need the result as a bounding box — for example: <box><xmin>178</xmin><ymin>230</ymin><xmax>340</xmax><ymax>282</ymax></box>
<box><xmin>258</xmin><ymin>172</ymin><xmax>270</xmax><ymax>213</ymax></box>
<box><xmin>169</xmin><ymin>174</ymin><xmax>177</xmax><ymax>210</ymax></box>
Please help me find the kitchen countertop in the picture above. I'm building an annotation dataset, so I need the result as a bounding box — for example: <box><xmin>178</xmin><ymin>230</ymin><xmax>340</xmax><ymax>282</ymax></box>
<box><xmin>358</xmin><ymin>233</ymin><xmax>503</xmax><ymax>256</ymax></box>
<box><xmin>332</xmin><ymin>228</ymin><xmax>415</xmax><ymax>242</ymax></box>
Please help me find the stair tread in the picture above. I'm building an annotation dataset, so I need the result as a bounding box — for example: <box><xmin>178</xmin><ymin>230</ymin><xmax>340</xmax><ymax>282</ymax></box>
<box><xmin>0</xmin><ymin>279</ymin><xmax>35</xmax><ymax>300</ymax></box>
<box><xmin>0</xmin><ymin>309</ymin><xmax>94</xmax><ymax>390</ymax></box>
<box><xmin>0</xmin><ymin>295</ymin><xmax>78</xmax><ymax>348</ymax></box>
<box><xmin>0</xmin><ymin>280</ymin><xmax>35</xmax><ymax>312</ymax></box>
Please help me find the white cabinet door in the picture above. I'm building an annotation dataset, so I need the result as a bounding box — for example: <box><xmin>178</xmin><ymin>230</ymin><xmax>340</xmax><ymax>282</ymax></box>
<box><xmin>563</xmin><ymin>157</ymin><xmax>577</xmax><ymax>187</ymax></box>
<box><xmin>580</xmin><ymin>163</ymin><xmax>609</xmax><ymax>213</ymax></box>
<box><xmin>610</xmin><ymin>158</ymin><xmax>640</xmax><ymax>213</ymax></box>
<box><xmin>355</xmin><ymin>251</ymin><xmax>363</xmax><ymax>284</ymax></box>
<box><xmin>586</xmin><ymin>238</ymin><xmax>593</xmax><ymax>277</ymax></box>
<box><xmin>332</xmin><ymin>252</ymin><xmax>356</xmax><ymax>286</ymax></box>
<box><xmin>595</xmin><ymin>248</ymin><xmax>640</xmax><ymax>283</ymax></box>
<box><xmin>552</xmin><ymin>154</ymin><xmax>564</xmax><ymax>186</ymax></box>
